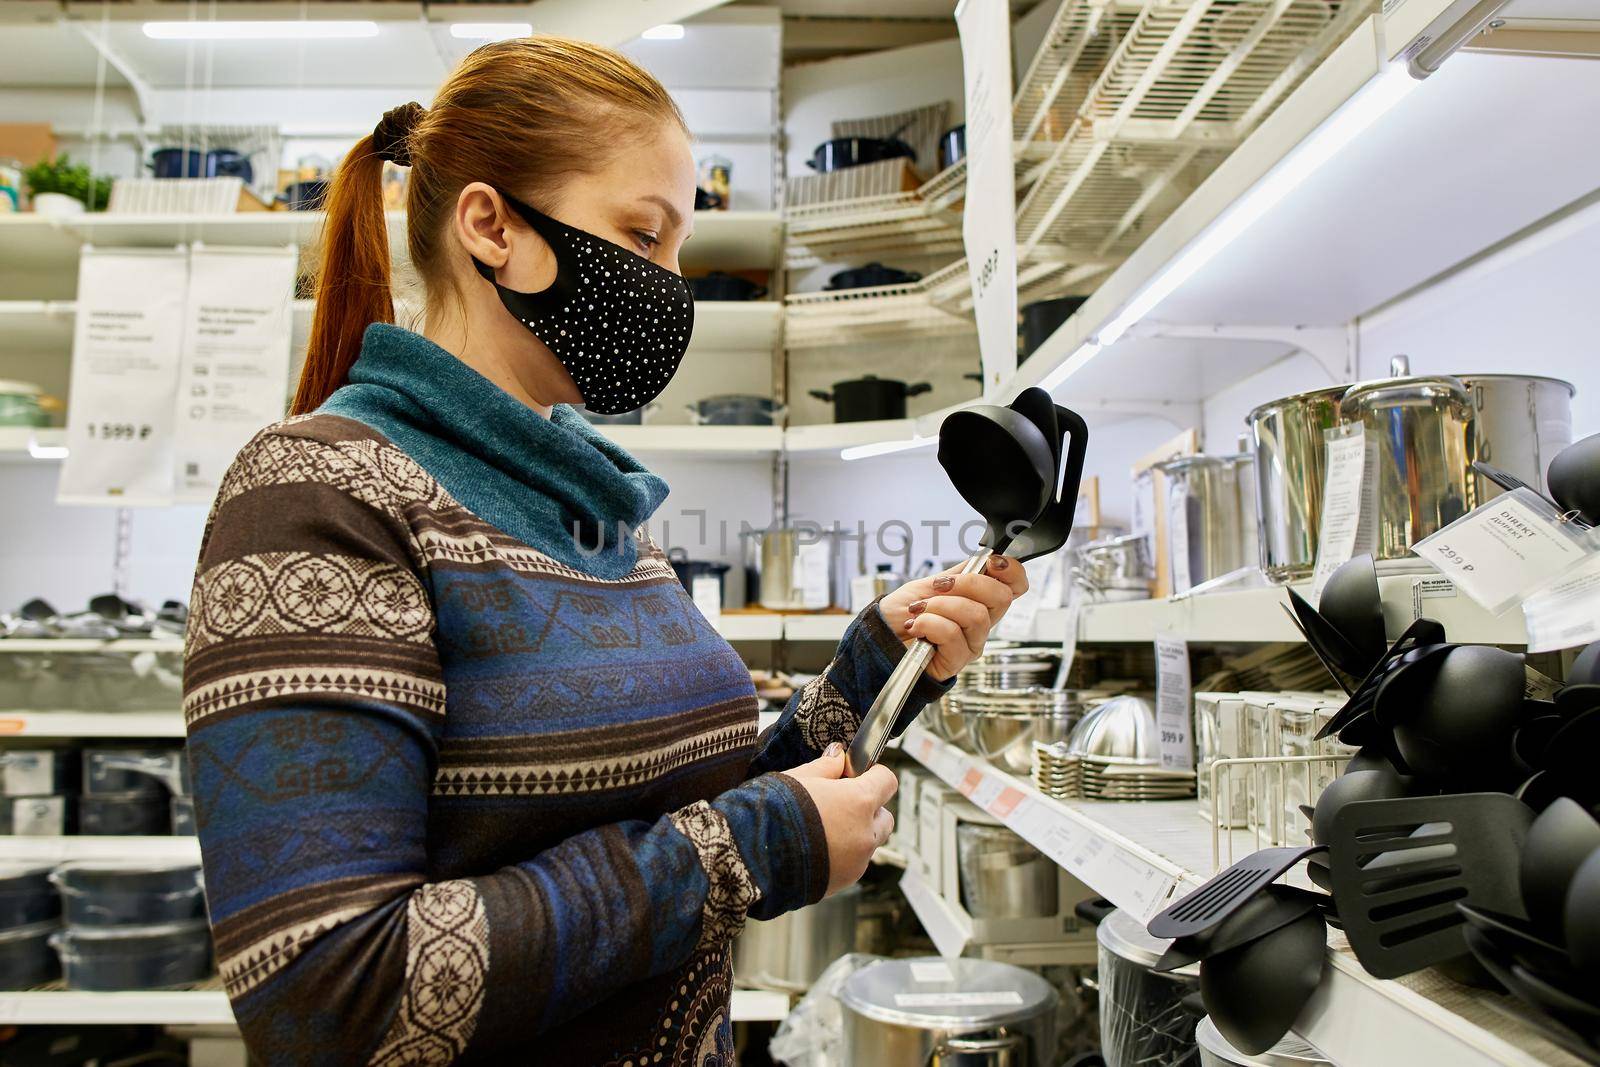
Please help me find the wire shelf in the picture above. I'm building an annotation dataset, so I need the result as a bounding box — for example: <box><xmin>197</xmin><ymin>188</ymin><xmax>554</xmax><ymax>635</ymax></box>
<box><xmin>783</xmin><ymin>281</ymin><xmax>975</xmax><ymax>349</ymax></box>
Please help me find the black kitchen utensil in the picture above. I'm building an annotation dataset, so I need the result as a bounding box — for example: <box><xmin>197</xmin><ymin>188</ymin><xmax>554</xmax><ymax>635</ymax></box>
<box><xmin>1548</xmin><ymin>431</ymin><xmax>1600</xmax><ymax>526</ymax></box>
<box><xmin>1324</xmin><ymin>793</ymin><xmax>1532</xmax><ymax>978</ymax></box>
<box><xmin>806</xmin><ymin>134</ymin><xmax>916</xmax><ymax>173</ymax></box>
<box><xmin>1514</xmin><ymin>714</ymin><xmax>1565</xmax><ymax>774</ymax></box>
<box><xmin>1564</xmin><ymin>849</ymin><xmax>1600</xmax><ymax>980</ymax></box>
<box><xmin>1457</xmin><ymin>903</ymin><xmax>1574</xmax><ymax>976</ymax></box>
<box><xmin>1200</xmin><ymin>908</ymin><xmax>1327</xmax><ymax>1056</ymax></box>
<box><xmin>844</xmin><ymin>391</ymin><xmax>1081</xmax><ymax>777</ymax></box>
<box><xmin>1148</xmin><ymin>845</ymin><xmax>1326</xmax><ymax>940</ymax></box>
<box><xmin>1540</xmin><ymin>707</ymin><xmax>1600</xmax><ymax>795</ymax></box>
<box><xmin>1370</xmin><ymin>643</ymin><xmax>1455</xmax><ymax>727</ymax></box>
<box><xmin>1318</xmin><ymin>554</ymin><xmax>1386</xmax><ymax>669</ymax></box>
<box><xmin>1345</xmin><ymin>747</ymin><xmax>1404</xmax><ymax>777</ymax></box>
<box><xmin>1010</xmin><ymin>406</ymin><xmax>1089</xmax><ymax>562</ymax></box>
<box><xmin>1522</xmin><ymin>798</ymin><xmax>1600</xmax><ymax>942</ymax></box>
<box><xmin>823</xmin><ymin>262</ymin><xmax>922</xmax><ymax>290</ymax></box>
<box><xmin>1286</xmin><ymin>588</ymin><xmax>1371</xmax><ymax>683</ymax></box>
<box><xmin>809</xmin><ymin>375</ymin><xmax>932</xmax><ymax>423</ymax></box>
<box><xmin>1306</xmin><ymin>855</ymin><xmax>1334</xmax><ymax>893</ymax></box>
<box><xmin>1152</xmin><ymin>884</ymin><xmax>1322</xmax><ymax>972</ymax></box>
<box><xmin>1463</xmin><ymin>926</ymin><xmax>1600</xmax><ymax>1066</ymax></box>
<box><xmin>1556</xmin><ymin>685</ymin><xmax>1600</xmax><ymax>717</ymax></box>
<box><xmin>1514</xmin><ymin>962</ymin><xmax>1600</xmax><ymax>1026</ymax></box>
<box><xmin>1315</xmin><ymin>618</ymin><xmax>1448</xmax><ymax>740</ymax></box>
<box><xmin>1310</xmin><ymin>767</ymin><xmax>1419</xmax><ymax>846</ymax></box>
<box><xmin>939</xmin><ymin>123</ymin><xmax>966</xmax><ymax>169</ymax></box>
<box><xmin>1280</xmin><ymin>603</ymin><xmax>1362</xmax><ymax>695</ymax></box>
<box><xmin>1571</xmin><ymin>642</ymin><xmax>1600</xmax><ymax>686</ymax></box>
<box><xmin>1392</xmin><ymin>645</ymin><xmax>1525</xmax><ymax>788</ymax></box>
<box><xmin>688</xmin><ymin>271</ymin><xmax>766</xmax><ymax>302</ymax></box>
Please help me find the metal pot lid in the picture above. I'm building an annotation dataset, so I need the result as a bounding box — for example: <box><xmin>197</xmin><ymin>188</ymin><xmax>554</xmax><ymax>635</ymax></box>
<box><xmin>1067</xmin><ymin>695</ymin><xmax>1161</xmax><ymax>762</ymax></box>
<box><xmin>1096</xmin><ymin>907</ymin><xmax>1198</xmax><ymax>976</ymax></box>
<box><xmin>838</xmin><ymin>956</ymin><xmax>1057</xmax><ymax>1029</ymax></box>
<box><xmin>1152</xmin><ymin>453</ymin><xmax>1250</xmax><ymax>474</ymax></box>
<box><xmin>1245</xmin><ymin>384</ymin><xmax>1348</xmax><ymax>423</ymax></box>
<box><xmin>963</xmin><ymin>644</ymin><xmax>1060</xmax><ymax>667</ymax></box>
<box><xmin>1081</xmin><ymin>533</ymin><xmax>1149</xmax><ymax>553</ymax></box>
<box><xmin>696</xmin><ymin>393</ymin><xmax>775</xmax><ymax>406</ymax></box>
<box><xmin>1196</xmin><ymin>1016</ymin><xmax>1330</xmax><ymax>1066</ymax></box>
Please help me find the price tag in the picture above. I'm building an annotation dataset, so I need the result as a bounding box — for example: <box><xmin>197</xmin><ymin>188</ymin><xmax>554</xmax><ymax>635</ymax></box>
<box><xmin>917</xmin><ymin>735</ymin><xmax>935</xmax><ymax>760</ymax></box>
<box><xmin>691</xmin><ymin>575</ymin><xmax>722</xmax><ymax>627</ymax></box>
<box><xmin>1167</xmin><ymin>483</ymin><xmax>1191</xmax><ymax>594</ymax></box>
<box><xmin>58</xmin><ymin>248</ymin><xmax>190</xmax><ymax>505</ymax></box>
<box><xmin>174</xmin><ymin>246</ymin><xmax>296</xmax><ymax>503</ymax></box>
<box><xmin>956</xmin><ymin>0</ymin><xmax>1018</xmax><ymax>392</ymax></box>
<box><xmin>896</xmin><ymin>992</ymin><xmax>1023</xmax><ymax>1008</ymax></box>
<box><xmin>969</xmin><ymin>775</ymin><xmax>1004</xmax><ymax>811</ymax></box>
<box><xmin>1311</xmin><ymin>427</ymin><xmax>1379</xmax><ymax>601</ymax></box>
<box><xmin>1155</xmin><ymin>633</ymin><xmax>1193</xmax><ymax>770</ymax></box>
<box><xmin>1523</xmin><ymin>553</ymin><xmax>1600</xmax><ymax>652</ymax></box>
<box><xmin>990</xmin><ymin>787</ymin><xmax>1024</xmax><ymax>818</ymax></box>
<box><xmin>1054</xmin><ymin>582</ymin><xmax>1084</xmax><ymax>688</ymax></box>
<box><xmin>996</xmin><ymin>554</ymin><xmax>1057</xmax><ymax>640</ymax></box>
<box><xmin>1412</xmin><ymin>487</ymin><xmax>1596</xmax><ymax>614</ymax></box>
<box><xmin>796</xmin><ymin>541</ymin><xmax>833</xmax><ymax>609</ymax></box>
<box><xmin>958</xmin><ymin>768</ymin><xmax>983</xmax><ymax>797</ymax></box>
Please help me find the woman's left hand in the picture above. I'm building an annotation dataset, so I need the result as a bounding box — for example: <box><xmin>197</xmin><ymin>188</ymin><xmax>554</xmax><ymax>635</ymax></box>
<box><xmin>877</xmin><ymin>556</ymin><xmax>1029</xmax><ymax>682</ymax></box>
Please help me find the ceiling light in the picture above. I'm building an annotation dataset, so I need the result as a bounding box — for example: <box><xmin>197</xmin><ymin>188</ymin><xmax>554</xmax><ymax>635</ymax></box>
<box><xmin>641</xmin><ymin>24</ymin><xmax>686</xmax><ymax>41</ymax></box>
<box><xmin>450</xmin><ymin>23</ymin><xmax>533</xmax><ymax>41</ymax></box>
<box><xmin>1090</xmin><ymin>68</ymin><xmax>1417</xmax><ymax>354</ymax></box>
<box><xmin>840</xmin><ymin>435</ymin><xmax>937</xmax><ymax>461</ymax></box>
<box><xmin>142</xmin><ymin>20</ymin><xmax>379</xmax><ymax>41</ymax></box>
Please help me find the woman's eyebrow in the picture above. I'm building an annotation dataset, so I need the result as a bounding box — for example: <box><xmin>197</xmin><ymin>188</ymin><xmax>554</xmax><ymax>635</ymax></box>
<box><xmin>640</xmin><ymin>194</ymin><xmax>683</xmax><ymax>229</ymax></box>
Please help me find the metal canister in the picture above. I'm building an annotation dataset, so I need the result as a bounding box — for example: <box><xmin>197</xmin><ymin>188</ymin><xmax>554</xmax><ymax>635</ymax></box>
<box><xmin>839</xmin><ymin>956</ymin><xmax>1058</xmax><ymax>1066</ymax></box>
<box><xmin>1246</xmin><ymin>386</ymin><xmax>1347</xmax><ymax>583</ymax></box>
<box><xmin>1153</xmin><ymin>453</ymin><xmax>1255</xmax><ymax>594</ymax></box>
<box><xmin>1096</xmin><ymin>907</ymin><xmax>1200</xmax><ymax>1067</ymax></box>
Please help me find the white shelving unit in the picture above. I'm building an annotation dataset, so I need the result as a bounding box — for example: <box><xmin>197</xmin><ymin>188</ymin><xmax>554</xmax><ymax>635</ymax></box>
<box><xmin>0</xmin><ymin>711</ymin><xmax>186</xmax><ymax>738</ymax></box>
<box><xmin>0</xmin><ymin>987</ymin><xmax>791</xmax><ymax>1026</ymax></box>
<box><xmin>903</xmin><ymin>727</ymin><xmax>1588</xmax><ymax>1067</ymax></box>
<box><xmin>2</xmin><ymin>836</ymin><xmax>200</xmax><ymax>865</ymax></box>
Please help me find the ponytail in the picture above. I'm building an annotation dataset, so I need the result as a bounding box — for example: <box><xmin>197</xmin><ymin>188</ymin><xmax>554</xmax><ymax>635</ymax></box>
<box><xmin>292</xmin><ymin>134</ymin><xmax>395</xmax><ymax>415</ymax></box>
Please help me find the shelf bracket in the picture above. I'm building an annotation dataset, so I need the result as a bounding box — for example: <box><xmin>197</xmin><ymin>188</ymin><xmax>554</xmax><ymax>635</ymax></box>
<box><xmin>68</xmin><ymin>18</ymin><xmax>155</xmax><ymax>127</ymax></box>
<box><xmin>1127</xmin><ymin>321</ymin><xmax>1354</xmax><ymax>382</ymax></box>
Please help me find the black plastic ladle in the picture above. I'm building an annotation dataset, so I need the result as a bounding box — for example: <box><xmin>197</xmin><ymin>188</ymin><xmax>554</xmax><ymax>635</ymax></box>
<box><xmin>845</xmin><ymin>387</ymin><xmax>1086</xmax><ymax>776</ymax></box>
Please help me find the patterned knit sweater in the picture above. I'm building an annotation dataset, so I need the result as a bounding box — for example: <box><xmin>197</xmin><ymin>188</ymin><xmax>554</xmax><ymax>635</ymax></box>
<box><xmin>183</xmin><ymin>324</ymin><xmax>945</xmax><ymax>1066</ymax></box>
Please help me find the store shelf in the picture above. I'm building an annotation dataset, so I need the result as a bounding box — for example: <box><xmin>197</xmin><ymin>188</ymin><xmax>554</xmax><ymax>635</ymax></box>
<box><xmin>781</xmin><ymin>614</ymin><xmax>853</xmax><ymax>643</ymax></box>
<box><xmin>0</xmin><ymin>300</ymin><xmax>76</xmax><ymax>353</ymax></box>
<box><xmin>0</xmin><ymin>836</ymin><xmax>200</xmax><ymax>864</ymax></box>
<box><xmin>690</xmin><ymin>301</ymin><xmax>783</xmax><ymax>350</ymax></box>
<box><xmin>0</xmin><ymin>711</ymin><xmax>185</xmax><ymax>737</ymax></box>
<box><xmin>783</xmin><ymin>419</ymin><xmax>921</xmax><ymax>456</ymax></box>
<box><xmin>784</xmin><ymin>282</ymin><xmax>974</xmax><ymax>350</ymax></box>
<box><xmin>593</xmin><ymin>424</ymin><xmax>783</xmax><ymax>457</ymax></box>
<box><xmin>1035</xmin><ymin>572</ymin><xmax>1524</xmax><ymax>645</ymax></box>
<box><xmin>0</xmin><ymin>637</ymin><xmax>183</xmax><ymax>653</ymax></box>
<box><xmin>903</xmin><ymin>728</ymin><xmax>1586</xmax><ymax>1067</ymax></box>
<box><xmin>0</xmin><ymin>986</ymin><xmax>790</xmax><ymax>1026</ymax></box>
<box><xmin>0</xmin><ymin>210</ymin><xmax>781</xmax><ymax>297</ymax></box>
<box><xmin>783</xmin><ymin>161</ymin><xmax>968</xmax><ymax>270</ymax></box>
<box><xmin>716</xmin><ymin>613</ymin><xmax>786</xmax><ymax>642</ymax></box>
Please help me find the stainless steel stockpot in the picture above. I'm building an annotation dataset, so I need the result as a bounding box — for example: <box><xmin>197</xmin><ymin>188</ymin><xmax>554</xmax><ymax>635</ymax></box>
<box><xmin>955</xmin><ymin>823</ymin><xmax>1058</xmax><ymax>919</ymax></box>
<box><xmin>839</xmin><ymin>956</ymin><xmax>1058</xmax><ymax>1066</ymax></box>
<box><xmin>1246</xmin><ymin>385</ymin><xmax>1347</xmax><ymax>583</ymax></box>
<box><xmin>1339</xmin><ymin>358</ymin><xmax>1574</xmax><ymax>561</ymax></box>
<box><xmin>732</xmin><ymin>885</ymin><xmax>859</xmax><ymax>993</ymax></box>
<box><xmin>1097</xmin><ymin>907</ymin><xmax>1200</xmax><ymax>1067</ymax></box>
<box><xmin>1152</xmin><ymin>453</ymin><xmax>1255</xmax><ymax>593</ymax></box>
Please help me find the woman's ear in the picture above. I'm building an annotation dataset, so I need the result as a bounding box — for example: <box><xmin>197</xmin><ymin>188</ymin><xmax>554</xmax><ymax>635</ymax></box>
<box><xmin>453</xmin><ymin>182</ymin><xmax>555</xmax><ymax>291</ymax></box>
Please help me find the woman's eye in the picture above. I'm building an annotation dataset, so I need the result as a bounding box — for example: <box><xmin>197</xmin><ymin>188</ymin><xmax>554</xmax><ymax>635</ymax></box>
<box><xmin>634</xmin><ymin>231</ymin><xmax>661</xmax><ymax>255</ymax></box>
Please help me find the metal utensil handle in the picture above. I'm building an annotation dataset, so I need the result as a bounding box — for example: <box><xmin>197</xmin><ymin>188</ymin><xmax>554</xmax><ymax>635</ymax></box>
<box><xmin>935</xmin><ymin>1029</ymin><xmax>1026</xmax><ymax>1064</ymax></box>
<box><xmin>844</xmin><ymin>549</ymin><xmax>993</xmax><ymax>777</ymax></box>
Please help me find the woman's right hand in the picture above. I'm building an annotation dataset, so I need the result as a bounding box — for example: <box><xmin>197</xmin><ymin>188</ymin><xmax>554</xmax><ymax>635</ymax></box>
<box><xmin>787</xmin><ymin>743</ymin><xmax>899</xmax><ymax>896</ymax></box>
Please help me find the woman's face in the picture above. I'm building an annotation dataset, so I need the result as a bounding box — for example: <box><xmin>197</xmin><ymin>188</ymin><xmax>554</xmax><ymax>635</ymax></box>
<box><xmin>448</xmin><ymin>116</ymin><xmax>697</xmax><ymax>408</ymax></box>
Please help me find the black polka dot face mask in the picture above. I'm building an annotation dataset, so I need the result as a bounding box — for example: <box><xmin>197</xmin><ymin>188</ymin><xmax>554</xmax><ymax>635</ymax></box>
<box><xmin>471</xmin><ymin>191</ymin><xmax>695</xmax><ymax>415</ymax></box>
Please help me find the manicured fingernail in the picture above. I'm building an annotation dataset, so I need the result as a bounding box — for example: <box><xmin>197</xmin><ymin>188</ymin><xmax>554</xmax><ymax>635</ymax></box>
<box><xmin>903</xmin><ymin>617</ymin><xmax>916</xmax><ymax>632</ymax></box>
<box><xmin>824</xmin><ymin>742</ymin><xmax>843</xmax><ymax>757</ymax></box>
<box><xmin>908</xmin><ymin>599</ymin><xmax>926</xmax><ymax>614</ymax></box>
<box><xmin>990</xmin><ymin>556</ymin><xmax>1009</xmax><ymax>570</ymax></box>
<box><xmin>932</xmin><ymin>575</ymin><xmax>955</xmax><ymax>591</ymax></box>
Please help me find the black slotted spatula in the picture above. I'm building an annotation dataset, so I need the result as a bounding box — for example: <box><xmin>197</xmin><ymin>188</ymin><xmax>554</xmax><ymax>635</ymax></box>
<box><xmin>1148</xmin><ymin>845</ymin><xmax>1326</xmax><ymax>940</ymax></box>
<box><xmin>1324</xmin><ymin>792</ymin><xmax>1532</xmax><ymax>979</ymax></box>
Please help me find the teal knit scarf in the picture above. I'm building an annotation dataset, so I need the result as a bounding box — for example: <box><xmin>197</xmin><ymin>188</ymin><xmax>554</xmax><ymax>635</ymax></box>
<box><xmin>321</xmin><ymin>323</ymin><xmax>670</xmax><ymax>579</ymax></box>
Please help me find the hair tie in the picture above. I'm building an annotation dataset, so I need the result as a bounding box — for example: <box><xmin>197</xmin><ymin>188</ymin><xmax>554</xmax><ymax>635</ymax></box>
<box><xmin>373</xmin><ymin>102</ymin><xmax>425</xmax><ymax>167</ymax></box>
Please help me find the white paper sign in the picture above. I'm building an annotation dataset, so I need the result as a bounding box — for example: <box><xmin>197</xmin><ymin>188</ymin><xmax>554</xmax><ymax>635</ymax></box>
<box><xmin>1155</xmin><ymin>633</ymin><xmax>1193</xmax><ymax>771</ymax></box>
<box><xmin>1412</xmin><ymin>488</ymin><xmax>1595</xmax><ymax>614</ymax></box>
<box><xmin>956</xmin><ymin>0</ymin><xmax>1018</xmax><ymax>393</ymax></box>
<box><xmin>1522</xmin><ymin>552</ymin><xmax>1600</xmax><ymax>653</ymax></box>
<box><xmin>1054</xmin><ymin>589</ymin><xmax>1083</xmax><ymax>689</ymax></box>
<box><xmin>1311</xmin><ymin>428</ymin><xmax>1379</xmax><ymax>601</ymax></box>
<box><xmin>796</xmin><ymin>541</ymin><xmax>834</xmax><ymax>609</ymax></box>
<box><xmin>174</xmin><ymin>246</ymin><xmax>296</xmax><ymax>503</ymax></box>
<box><xmin>58</xmin><ymin>248</ymin><xmax>190</xmax><ymax>505</ymax></box>
<box><xmin>691</xmin><ymin>575</ymin><xmax>723</xmax><ymax>627</ymax></box>
<box><xmin>895</xmin><ymin>991</ymin><xmax>1024</xmax><ymax>1008</ymax></box>
<box><xmin>996</xmin><ymin>554</ymin><xmax>1059</xmax><ymax>641</ymax></box>
<box><xmin>1167</xmin><ymin>483</ymin><xmax>1192</xmax><ymax>594</ymax></box>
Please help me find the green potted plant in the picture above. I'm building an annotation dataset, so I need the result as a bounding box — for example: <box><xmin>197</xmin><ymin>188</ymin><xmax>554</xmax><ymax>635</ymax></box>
<box><xmin>23</xmin><ymin>155</ymin><xmax>113</xmax><ymax>216</ymax></box>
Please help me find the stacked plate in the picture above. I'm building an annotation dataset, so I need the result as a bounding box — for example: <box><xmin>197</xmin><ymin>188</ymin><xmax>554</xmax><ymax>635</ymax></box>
<box><xmin>1030</xmin><ymin>696</ymin><xmax>1195</xmax><ymax>801</ymax></box>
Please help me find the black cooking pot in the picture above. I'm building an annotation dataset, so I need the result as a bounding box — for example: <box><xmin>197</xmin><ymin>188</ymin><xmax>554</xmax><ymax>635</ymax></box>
<box><xmin>667</xmin><ymin>549</ymin><xmax>730</xmax><ymax>597</ymax></box>
<box><xmin>149</xmin><ymin>147</ymin><xmax>253</xmax><ymax>183</ymax></box>
<box><xmin>695</xmin><ymin>186</ymin><xmax>724</xmax><ymax>211</ymax></box>
<box><xmin>689</xmin><ymin>272</ymin><xmax>767</xmax><ymax>302</ymax></box>
<box><xmin>807</xmin><ymin>136</ymin><xmax>916</xmax><ymax>173</ymax></box>
<box><xmin>824</xmin><ymin>263</ymin><xmax>922</xmax><ymax>291</ymax></box>
<box><xmin>809</xmin><ymin>375</ymin><xmax>931</xmax><ymax>423</ymax></box>
<box><xmin>1018</xmin><ymin>296</ymin><xmax>1088</xmax><ymax>364</ymax></box>
<box><xmin>940</xmin><ymin>124</ymin><xmax>966</xmax><ymax>169</ymax></box>
<box><xmin>278</xmin><ymin>180</ymin><xmax>328</xmax><ymax>211</ymax></box>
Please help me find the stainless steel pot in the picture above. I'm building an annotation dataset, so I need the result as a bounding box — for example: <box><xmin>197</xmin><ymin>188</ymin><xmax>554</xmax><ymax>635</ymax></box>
<box><xmin>1246</xmin><ymin>385</ymin><xmax>1347</xmax><ymax>583</ymax></box>
<box><xmin>1196</xmin><ymin>1016</ymin><xmax>1331</xmax><ymax>1067</ymax></box>
<box><xmin>839</xmin><ymin>957</ymin><xmax>1058</xmax><ymax>1067</ymax></box>
<box><xmin>955</xmin><ymin>823</ymin><xmax>1058</xmax><ymax>919</ymax></box>
<box><xmin>1153</xmin><ymin>454</ymin><xmax>1255</xmax><ymax>594</ymax></box>
<box><xmin>733</xmin><ymin>885</ymin><xmax>859</xmax><ymax>993</ymax></box>
<box><xmin>1072</xmin><ymin>533</ymin><xmax>1152</xmax><ymax>592</ymax></box>
<box><xmin>1340</xmin><ymin>357</ymin><xmax>1574</xmax><ymax>561</ymax></box>
<box><xmin>956</xmin><ymin>645</ymin><xmax>1060</xmax><ymax>691</ymax></box>
<box><xmin>741</xmin><ymin>526</ymin><xmax>845</xmax><ymax>610</ymax></box>
<box><xmin>1097</xmin><ymin>907</ymin><xmax>1200</xmax><ymax>1067</ymax></box>
<box><xmin>954</xmin><ymin>687</ymin><xmax>1101</xmax><ymax>776</ymax></box>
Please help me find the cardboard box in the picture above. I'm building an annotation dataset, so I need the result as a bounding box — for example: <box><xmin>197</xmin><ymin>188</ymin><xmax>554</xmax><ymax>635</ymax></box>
<box><xmin>0</xmin><ymin>124</ymin><xmax>57</xmax><ymax>167</ymax></box>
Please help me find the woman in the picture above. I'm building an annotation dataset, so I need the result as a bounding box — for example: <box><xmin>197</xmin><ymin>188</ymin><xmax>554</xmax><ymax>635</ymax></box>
<box><xmin>183</xmin><ymin>36</ymin><xmax>1026</xmax><ymax>1066</ymax></box>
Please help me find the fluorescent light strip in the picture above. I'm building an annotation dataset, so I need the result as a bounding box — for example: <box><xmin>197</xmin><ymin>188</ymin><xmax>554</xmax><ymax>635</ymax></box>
<box><xmin>143</xmin><ymin>20</ymin><xmax>379</xmax><ymax>40</ymax></box>
<box><xmin>641</xmin><ymin>24</ymin><xmax>686</xmax><ymax>40</ymax></box>
<box><xmin>450</xmin><ymin>23</ymin><xmax>532</xmax><ymax>41</ymax></box>
<box><xmin>1037</xmin><ymin>67</ymin><xmax>1418</xmax><ymax>398</ymax></box>
<box><xmin>840</xmin><ymin>435</ymin><xmax>937</xmax><ymax>462</ymax></box>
